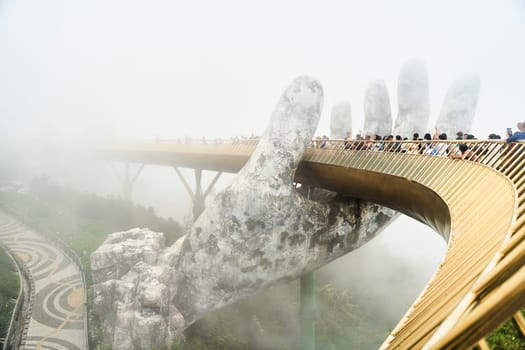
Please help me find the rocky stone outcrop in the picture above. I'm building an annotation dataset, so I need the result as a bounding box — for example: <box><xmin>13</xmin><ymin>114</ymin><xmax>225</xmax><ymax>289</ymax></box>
<box><xmin>436</xmin><ymin>74</ymin><xmax>480</xmax><ymax>137</ymax></box>
<box><xmin>91</xmin><ymin>229</ymin><xmax>185</xmax><ymax>349</ymax></box>
<box><xmin>91</xmin><ymin>228</ymin><xmax>165</xmax><ymax>283</ymax></box>
<box><xmin>330</xmin><ymin>101</ymin><xmax>352</xmax><ymax>139</ymax></box>
<box><xmin>91</xmin><ymin>76</ymin><xmax>398</xmax><ymax>349</ymax></box>
<box><xmin>394</xmin><ymin>60</ymin><xmax>430</xmax><ymax>137</ymax></box>
<box><xmin>363</xmin><ymin>79</ymin><xmax>392</xmax><ymax>137</ymax></box>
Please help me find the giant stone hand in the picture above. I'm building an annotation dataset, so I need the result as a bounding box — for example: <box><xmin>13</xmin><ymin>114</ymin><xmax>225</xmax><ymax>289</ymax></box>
<box><xmin>364</xmin><ymin>60</ymin><xmax>479</xmax><ymax>138</ymax></box>
<box><xmin>91</xmin><ymin>64</ymin><xmax>480</xmax><ymax>350</ymax></box>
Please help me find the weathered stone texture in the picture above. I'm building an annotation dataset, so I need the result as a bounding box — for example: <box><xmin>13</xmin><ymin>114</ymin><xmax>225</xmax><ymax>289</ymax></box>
<box><xmin>330</xmin><ymin>101</ymin><xmax>352</xmax><ymax>139</ymax></box>
<box><xmin>394</xmin><ymin>60</ymin><xmax>430</xmax><ymax>137</ymax></box>
<box><xmin>91</xmin><ymin>228</ymin><xmax>165</xmax><ymax>283</ymax></box>
<box><xmin>91</xmin><ymin>229</ymin><xmax>185</xmax><ymax>350</ymax></box>
<box><xmin>363</xmin><ymin>79</ymin><xmax>392</xmax><ymax>137</ymax></box>
<box><xmin>436</xmin><ymin>74</ymin><xmax>480</xmax><ymax>137</ymax></box>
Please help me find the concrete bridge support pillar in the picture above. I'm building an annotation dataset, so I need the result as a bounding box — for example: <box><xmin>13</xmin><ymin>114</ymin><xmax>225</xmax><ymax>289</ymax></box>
<box><xmin>173</xmin><ymin>167</ymin><xmax>222</xmax><ymax>221</ymax></box>
<box><xmin>301</xmin><ymin>271</ymin><xmax>316</xmax><ymax>350</ymax></box>
<box><xmin>301</xmin><ymin>185</ymin><xmax>316</xmax><ymax>350</ymax></box>
<box><xmin>109</xmin><ymin>162</ymin><xmax>145</xmax><ymax>201</ymax></box>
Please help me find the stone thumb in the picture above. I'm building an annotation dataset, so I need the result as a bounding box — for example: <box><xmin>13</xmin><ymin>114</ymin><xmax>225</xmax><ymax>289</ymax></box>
<box><xmin>238</xmin><ymin>76</ymin><xmax>323</xmax><ymax>186</ymax></box>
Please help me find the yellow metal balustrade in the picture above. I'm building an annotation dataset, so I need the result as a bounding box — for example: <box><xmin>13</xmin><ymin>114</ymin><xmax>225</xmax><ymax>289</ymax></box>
<box><xmin>104</xmin><ymin>139</ymin><xmax>525</xmax><ymax>350</ymax></box>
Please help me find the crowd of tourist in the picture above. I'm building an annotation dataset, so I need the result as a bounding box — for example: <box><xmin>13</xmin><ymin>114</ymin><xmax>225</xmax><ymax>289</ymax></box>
<box><xmin>168</xmin><ymin>120</ymin><xmax>525</xmax><ymax>164</ymax></box>
<box><xmin>310</xmin><ymin>120</ymin><xmax>525</xmax><ymax>162</ymax></box>
<box><xmin>165</xmin><ymin>135</ymin><xmax>260</xmax><ymax>145</ymax></box>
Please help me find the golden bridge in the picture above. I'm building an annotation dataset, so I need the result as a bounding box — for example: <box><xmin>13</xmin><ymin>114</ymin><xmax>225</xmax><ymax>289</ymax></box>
<box><xmin>105</xmin><ymin>139</ymin><xmax>525</xmax><ymax>350</ymax></box>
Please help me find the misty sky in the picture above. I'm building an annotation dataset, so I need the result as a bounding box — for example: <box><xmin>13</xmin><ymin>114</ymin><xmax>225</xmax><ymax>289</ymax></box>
<box><xmin>2</xmin><ymin>0</ymin><xmax>525</xmax><ymax>143</ymax></box>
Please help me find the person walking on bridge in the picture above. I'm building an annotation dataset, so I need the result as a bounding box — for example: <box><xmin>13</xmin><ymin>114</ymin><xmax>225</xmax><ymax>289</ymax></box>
<box><xmin>506</xmin><ymin>121</ymin><xmax>525</xmax><ymax>142</ymax></box>
<box><xmin>500</xmin><ymin>121</ymin><xmax>525</xmax><ymax>174</ymax></box>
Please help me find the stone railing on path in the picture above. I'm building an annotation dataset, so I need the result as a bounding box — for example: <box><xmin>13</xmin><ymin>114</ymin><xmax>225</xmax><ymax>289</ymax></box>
<box><xmin>0</xmin><ymin>242</ymin><xmax>32</xmax><ymax>350</ymax></box>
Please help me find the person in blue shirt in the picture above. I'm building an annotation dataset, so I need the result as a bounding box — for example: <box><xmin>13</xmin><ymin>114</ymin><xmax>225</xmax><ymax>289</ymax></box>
<box><xmin>506</xmin><ymin>121</ymin><xmax>525</xmax><ymax>142</ymax></box>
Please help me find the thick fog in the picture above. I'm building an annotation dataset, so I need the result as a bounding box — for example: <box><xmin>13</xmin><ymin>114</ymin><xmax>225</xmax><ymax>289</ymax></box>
<box><xmin>2</xmin><ymin>0</ymin><xmax>525</xmax><ymax>144</ymax></box>
<box><xmin>1</xmin><ymin>0</ymin><xmax>524</xmax><ymax>346</ymax></box>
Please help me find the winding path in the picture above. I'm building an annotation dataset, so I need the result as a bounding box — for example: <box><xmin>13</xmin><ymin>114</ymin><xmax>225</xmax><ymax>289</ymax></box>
<box><xmin>0</xmin><ymin>211</ymin><xmax>87</xmax><ymax>350</ymax></box>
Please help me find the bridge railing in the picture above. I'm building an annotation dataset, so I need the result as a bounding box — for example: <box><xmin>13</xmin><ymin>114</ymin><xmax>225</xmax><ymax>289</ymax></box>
<box><xmin>120</xmin><ymin>137</ymin><xmax>260</xmax><ymax>147</ymax></box>
<box><xmin>156</xmin><ymin>137</ymin><xmax>516</xmax><ymax>163</ymax></box>
<box><xmin>117</xmin><ymin>138</ymin><xmax>525</xmax><ymax>180</ymax></box>
<box><xmin>305</xmin><ymin>139</ymin><xmax>525</xmax><ymax>175</ymax></box>
<box><xmin>144</xmin><ymin>138</ymin><xmax>525</xmax><ymax>181</ymax></box>
<box><xmin>0</xmin><ymin>240</ymin><xmax>34</xmax><ymax>350</ymax></box>
<box><xmin>0</xmin><ymin>243</ymin><xmax>27</xmax><ymax>350</ymax></box>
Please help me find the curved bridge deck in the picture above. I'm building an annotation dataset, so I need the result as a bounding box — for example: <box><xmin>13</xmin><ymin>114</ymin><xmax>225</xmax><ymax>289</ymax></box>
<box><xmin>105</xmin><ymin>139</ymin><xmax>525</xmax><ymax>349</ymax></box>
<box><xmin>0</xmin><ymin>212</ymin><xmax>87</xmax><ymax>350</ymax></box>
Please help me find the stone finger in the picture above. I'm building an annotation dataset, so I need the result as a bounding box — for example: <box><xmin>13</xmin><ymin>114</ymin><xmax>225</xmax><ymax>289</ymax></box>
<box><xmin>363</xmin><ymin>79</ymin><xmax>392</xmax><ymax>137</ymax></box>
<box><xmin>393</xmin><ymin>59</ymin><xmax>430</xmax><ymax>138</ymax></box>
<box><xmin>239</xmin><ymin>76</ymin><xmax>323</xmax><ymax>186</ymax></box>
<box><xmin>435</xmin><ymin>74</ymin><xmax>480</xmax><ymax>138</ymax></box>
<box><xmin>330</xmin><ymin>101</ymin><xmax>352</xmax><ymax>139</ymax></box>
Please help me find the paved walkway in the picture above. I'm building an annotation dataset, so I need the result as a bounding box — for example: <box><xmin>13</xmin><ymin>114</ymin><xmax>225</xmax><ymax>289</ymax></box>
<box><xmin>0</xmin><ymin>211</ymin><xmax>87</xmax><ymax>350</ymax></box>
